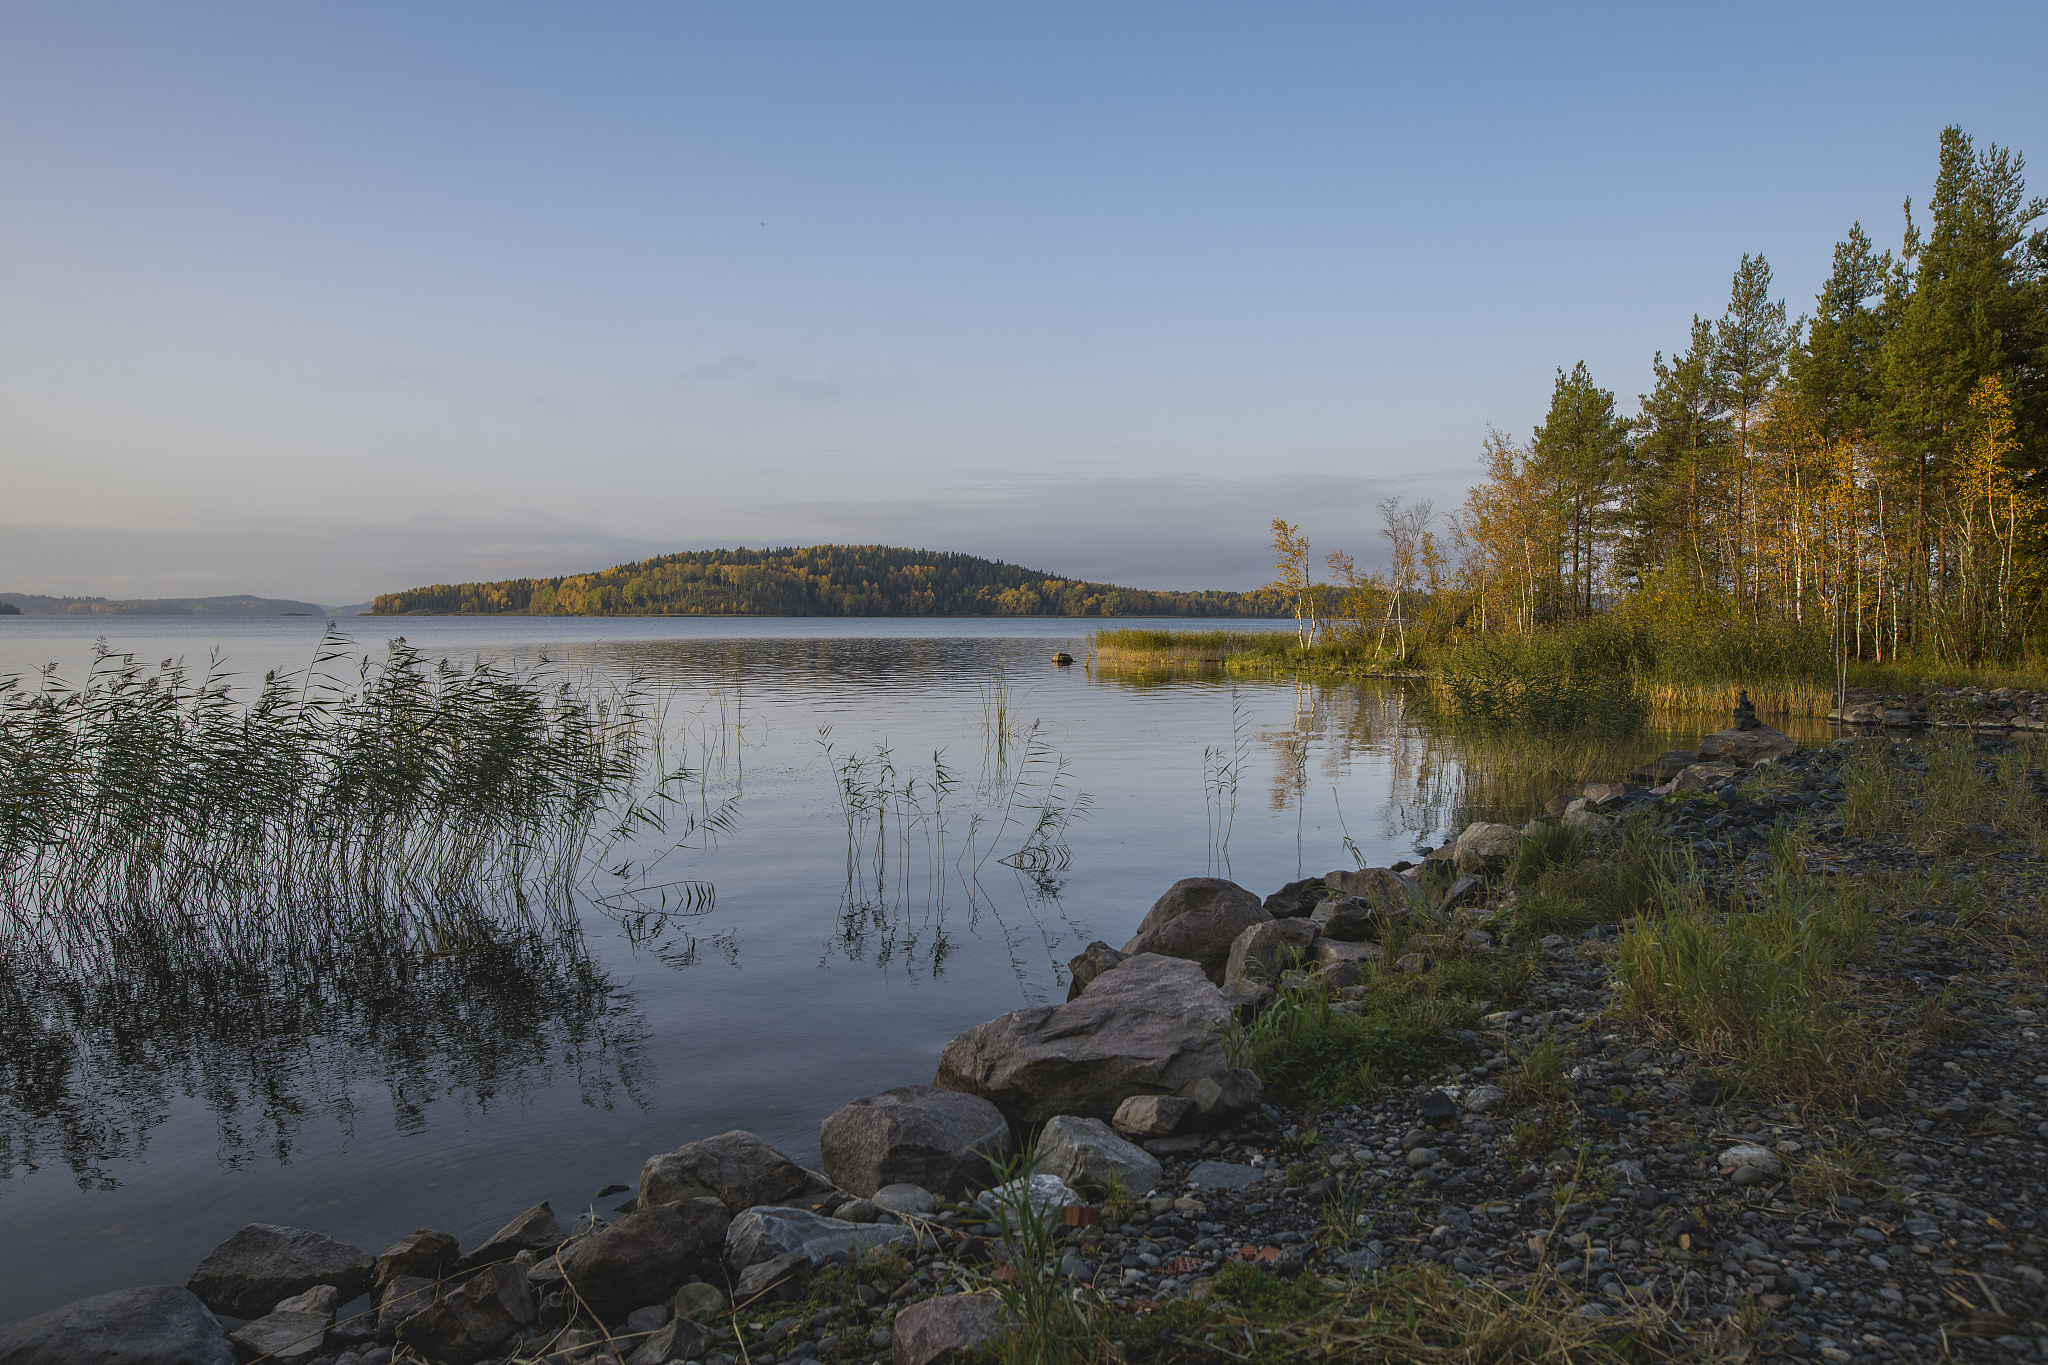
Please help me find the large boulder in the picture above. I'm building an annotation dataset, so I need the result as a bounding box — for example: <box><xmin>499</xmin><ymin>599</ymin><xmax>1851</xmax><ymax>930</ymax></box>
<box><xmin>1063</xmin><ymin>941</ymin><xmax>1126</xmax><ymax>1001</ymax></box>
<box><xmin>933</xmin><ymin>953</ymin><xmax>1232</xmax><ymax>1124</ymax></box>
<box><xmin>559</xmin><ymin>1204</ymin><xmax>708</xmax><ymax>1318</ymax></box>
<box><xmin>394</xmin><ymin>1262</ymin><xmax>535</xmax><ymax>1365</ymax></box>
<box><xmin>1029</xmin><ymin>1116</ymin><xmax>1163</xmax><ymax>1193</ymax></box>
<box><xmin>1698</xmin><ymin>724</ymin><xmax>1795</xmax><ymax>766</ymax></box>
<box><xmin>186</xmin><ymin>1224</ymin><xmax>374</xmax><ymax>1319</ymax></box>
<box><xmin>1119</xmin><ymin>878</ymin><xmax>1270</xmax><ymax>984</ymax></box>
<box><xmin>1222</xmin><ymin>918</ymin><xmax>1316</xmax><ymax>989</ymax></box>
<box><xmin>819</xmin><ymin>1086</ymin><xmax>1012</xmax><ymax>1199</ymax></box>
<box><xmin>1452</xmin><ymin>822</ymin><xmax>1522</xmax><ymax>874</ymax></box>
<box><xmin>639</xmin><ymin>1130</ymin><xmax>830</xmax><ymax>1214</ymax></box>
<box><xmin>723</xmin><ymin>1206</ymin><xmax>915</xmax><ymax>1277</ymax></box>
<box><xmin>453</xmin><ymin>1202</ymin><xmax>563</xmax><ymax>1271</ymax></box>
<box><xmin>0</xmin><ymin>1286</ymin><xmax>231</xmax><ymax>1365</ymax></box>
<box><xmin>373</xmin><ymin>1229</ymin><xmax>458</xmax><ymax>1286</ymax></box>
<box><xmin>891</xmin><ymin>1294</ymin><xmax>1011</xmax><ymax>1365</ymax></box>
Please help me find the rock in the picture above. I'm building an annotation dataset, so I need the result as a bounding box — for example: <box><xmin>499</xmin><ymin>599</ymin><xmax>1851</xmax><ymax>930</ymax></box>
<box><xmin>975</xmin><ymin>1175</ymin><xmax>1081</xmax><ymax>1225</ymax></box>
<box><xmin>1319</xmin><ymin>960</ymin><xmax>1362</xmax><ymax>989</ymax></box>
<box><xmin>871</xmin><ymin>1184</ymin><xmax>938</xmax><ymax>1218</ymax></box>
<box><xmin>1308</xmin><ymin>898</ymin><xmax>1379</xmax><ymax>942</ymax></box>
<box><xmin>1063</xmin><ymin>941</ymin><xmax>1127</xmax><ymax>1000</ymax></box>
<box><xmin>227</xmin><ymin>1310</ymin><xmax>329</xmax><ymax>1363</ymax></box>
<box><xmin>394</xmin><ymin>1262</ymin><xmax>535</xmax><ymax>1365</ymax></box>
<box><xmin>1563</xmin><ymin>800</ymin><xmax>1609</xmax><ymax>831</ymax></box>
<box><xmin>373</xmin><ymin>1229</ymin><xmax>458</xmax><ymax>1286</ymax></box>
<box><xmin>1439</xmin><ymin>875</ymin><xmax>1481</xmax><ymax>910</ymax></box>
<box><xmin>723</xmin><ymin>1206</ymin><xmax>914</xmax><ymax>1276</ymax></box>
<box><xmin>374</xmin><ymin>1277</ymin><xmax>438</xmax><ymax>1342</ymax></box>
<box><xmin>271</xmin><ymin>1285</ymin><xmax>338</xmax><ymax>1319</ymax></box>
<box><xmin>1323</xmin><ymin>868</ymin><xmax>1419</xmax><ymax>914</ymax></box>
<box><xmin>1418</xmin><ymin>1090</ymin><xmax>1459</xmax><ymax>1124</ymax></box>
<box><xmin>1221</xmin><ymin>917</ymin><xmax>1317</xmax><ymax>987</ymax></box>
<box><xmin>0</xmin><ymin>1286</ymin><xmax>232</xmax><ymax>1365</ymax></box>
<box><xmin>638</xmin><ymin>1131</ymin><xmax>830</xmax><ymax>1214</ymax></box>
<box><xmin>1405</xmin><ymin>1147</ymin><xmax>1438</xmax><ymax>1169</ymax></box>
<box><xmin>454</xmin><ymin>1202</ymin><xmax>565</xmax><ymax>1271</ymax></box>
<box><xmin>1183</xmin><ymin>1160</ymin><xmax>1266</xmax><ymax>1191</ymax></box>
<box><xmin>819</xmin><ymin>1085</ymin><xmax>1013</xmax><ymax>1199</ymax></box>
<box><xmin>1582</xmin><ymin>782</ymin><xmax>1638</xmax><ymax>807</ymax></box>
<box><xmin>1261</xmin><ymin>877</ymin><xmax>1326</xmax><ymax>918</ymax></box>
<box><xmin>1177</xmin><ymin>1069</ymin><xmax>1263</xmax><ymax>1126</ymax></box>
<box><xmin>1112</xmin><ymin>1094</ymin><xmax>1195</xmax><ymax>1139</ymax></box>
<box><xmin>890</xmin><ymin>1294</ymin><xmax>1010</xmax><ymax>1365</ymax></box>
<box><xmin>1460</xmin><ymin>1084</ymin><xmax>1509</xmax><ymax>1114</ymax></box>
<box><xmin>626</xmin><ymin>1315</ymin><xmax>717</xmax><ymax>1365</ymax></box>
<box><xmin>1717</xmin><ymin>1144</ymin><xmax>1786</xmax><ymax>1179</ymax></box>
<box><xmin>732</xmin><ymin>1251</ymin><xmax>810</xmax><ymax>1304</ymax></box>
<box><xmin>559</xmin><ymin>1204</ymin><xmax>707</xmax><ymax>1317</ymax></box>
<box><xmin>664</xmin><ymin>1196</ymin><xmax>735</xmax><ymax>1256</ymax></box>
<box><xmin>1221</xmin><ymin>979</ymin><xmax>1276</xmax><ymax>1020</ymax></box>
<box><xmin>1544</xmin><ymin>793</ymin><xmax>1572</xmax><ymax>819</ymax></box>
<box><xmin>673</xmin><ymin>1282</ymin><xmax>727</xmax><ymax>1320</ymax></box>
<box><xmin>834</xmin><ymin>1197</ymin><xmax>883</xmax><ymax>1223</ymax></box>
<box><xmin>1311</xmin><ymin>937</ymin><xmax>1383</xmax><ymax>966</ymax></box>
<box><xmin>1698</xmin><ymin>725</ymin><xmax>1795</xmax><ymax>766</ymax></box>
<box><xmin>934</xmin><ymin>953</ymin><xmax>1233</xmax><ymax>1124</ymax></box>
<box><xmin>187</xmin><ymin>1225</ymin><xmax>375</xmax><ymax>1319</ymax></box>
<box><xmin>1031</xmin><ymin>1115</ymin><xmax>1164</xmax><ymax>1193</ymax></box>
<box><xmin>1119</xmin><ymin>878</ymin><xmax>1270</xmax><ymax>984</ymax></box>
<box><xmin>1452</xmin><ymin>823</ymin><xmax>1522</xmax><ymax>873</ymax></box>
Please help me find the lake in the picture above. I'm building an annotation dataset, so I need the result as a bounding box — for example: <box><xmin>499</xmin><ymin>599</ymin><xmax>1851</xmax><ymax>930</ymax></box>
<box><xmin>0</xmin><ymin>614</ymin><xmax>1756</xmax><ymax>1321</ymax></box>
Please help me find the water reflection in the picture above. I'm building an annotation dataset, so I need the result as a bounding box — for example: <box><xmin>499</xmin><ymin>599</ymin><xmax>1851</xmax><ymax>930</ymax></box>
<box><xmin>0</xmin><ymin>901</ymin><xmax>648</xmax><ymax>1189</ymax></box>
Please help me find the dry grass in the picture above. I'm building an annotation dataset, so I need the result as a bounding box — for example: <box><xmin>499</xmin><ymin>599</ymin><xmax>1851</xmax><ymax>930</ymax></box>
<box><xmin>1636</xmin><ymin>678</ymin><xmax>1838</xmax><ymax>718</ymax></box>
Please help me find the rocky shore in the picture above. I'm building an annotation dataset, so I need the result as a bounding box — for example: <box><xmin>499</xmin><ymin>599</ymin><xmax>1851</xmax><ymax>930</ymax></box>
<box><xmin>6</xmin><ymin>710</ymin><xmax>2047</xmax><ymax>1365</ymax></box>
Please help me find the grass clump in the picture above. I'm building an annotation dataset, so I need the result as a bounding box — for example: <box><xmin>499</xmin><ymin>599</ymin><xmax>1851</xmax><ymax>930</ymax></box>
<box><xmin>1508</xmin><ymin>817</ymin><xmax>1677</xmax><ymax>940</ymax></box>
<box><xmin>1432</xmin><ymin>623</ymin><xmax>1647</xmax><ymax>737</ymax></box>
<box><xmin>1613</xmin><ymin>869</ymin><xmax>1896</xmax><ymax>1108</ymax></box>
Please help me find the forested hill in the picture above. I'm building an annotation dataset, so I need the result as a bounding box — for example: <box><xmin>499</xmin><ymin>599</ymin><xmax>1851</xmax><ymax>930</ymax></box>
<box><xmin>372</xmin><ymin>546</ymin><xmax>1279</xmax><ymax>618</ymax></box>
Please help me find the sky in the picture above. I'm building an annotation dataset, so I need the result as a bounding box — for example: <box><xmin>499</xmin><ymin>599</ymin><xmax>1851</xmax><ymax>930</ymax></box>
<box><xmin>3</xmin><ymin>2</ymin><xmax>2045</xmax><ymax>607</ymax></box>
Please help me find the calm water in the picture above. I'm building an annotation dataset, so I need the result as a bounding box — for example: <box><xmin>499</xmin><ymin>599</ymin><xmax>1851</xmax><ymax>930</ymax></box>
<box><xmin>0</xmin><ymin>615</ymin><xmax>1732</xmax><ymax>1321</ymax></box>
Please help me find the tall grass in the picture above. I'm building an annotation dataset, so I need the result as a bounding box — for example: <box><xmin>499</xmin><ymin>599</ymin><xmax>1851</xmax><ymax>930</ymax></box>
<box><xmin>1430</xmin><ymin>623</ymin><xmax>1647</xmax><ymax>736</ymax></box>
<box><xmin>0</xmin><ymin>632</ymin><xmax>655</xmax><ymax>923</ymax></box>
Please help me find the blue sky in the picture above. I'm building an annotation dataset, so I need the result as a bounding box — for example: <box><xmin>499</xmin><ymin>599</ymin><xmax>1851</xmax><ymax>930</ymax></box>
<box><xmin>4</xmin><ymin>2</ymin><xmax>2044</xmax><ymax>604</ymax></box>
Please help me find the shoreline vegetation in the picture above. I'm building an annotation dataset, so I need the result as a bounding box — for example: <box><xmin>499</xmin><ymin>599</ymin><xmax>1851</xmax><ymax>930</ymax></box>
<box><xmin>1102</xmin><ymin>125</ymin><xmax>2048</xmax><ymax>720</ymax></box>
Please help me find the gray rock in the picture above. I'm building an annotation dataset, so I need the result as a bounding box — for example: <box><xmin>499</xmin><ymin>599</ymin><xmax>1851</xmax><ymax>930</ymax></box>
<box><xmin>454</xmin><ymin>1202</ymin><xmax>564</xmax><ymax>1271</ymax></box>
<box><xmin>1030</xmin><ymin>1116</ymin><xmax>1163</xmax><ymax>1193</ymax></box>
<box><xmin>1322</xmin><ymin>868</ymin><xmax>1418</xmax><ymax>913</ymax></box>
<box><xmin>187</xmin><ymin>1224</ymin><xmax>375</xmax><ymax>1319</ymax></box>
<box><xmin>1310</xmin><ymin>937</ymin><xmax>1382</xmax><ymax>966</ymax></box>
<box><xmin>1177</xmin><ymin>1069</ymin><xmax>1263</xmax><ymax>1126</ymax></box>
<box><xmin>1717</xmin><ymin>1143</ymin><xmax>1786</xmax><ymax>1178</ymax></box>
<box><xmin>819</xmin><ymin>1085</ymin><xmax>1012</xmax><ymax>1199</ymax></box>
<box><xmin>625</xmin><ymin>1305</ymin><xmax>670</xmax><ymax>1335</ymax></box>
<box><xmin>1308</xmin><ymin>898</ymin><xmax>1379</xmax><ymax>942</ymax></box>
<box><xmin>373</xmin><ymin>1229</ymin><xmax>458</xmax><ymax>1286</ymax></box>
<box><xmin>673</xmin><ymin>1282</ymin><xmax>727</xmax><ymax>1319</ymax></box>
<box><xmin>560</xmin><ymin>1204</ymin><xmax>708</xmax><ymax>1317</ymax></box>
<box><xmin>871</xmin><ymin>1184</ymin><xmax>937</xmax><ymax>1218</ymax></box>
<box><xmin>1063</xmin><ymin>941</ymin><xmax>1127</xmax><ymax>1001</ymax></box>
<box><xmin>975</xmin><ymin>1175</ymin><xmax>1081</xmax><ymax>1224</ymax></box>
<box><xmin>890</xmin><ymin>1293</ymin><xmax>1010</xmax><ymax>1365</ymax></box>
<box><xmin>1458</xmin><ymin>1084</ymin><xmax>1509</xmax><ymax>1114</ymax></box>
<box><xmin>1118</xmin><ymin>878</ymin><xmax>1270</xmax><ymax>984</ymax></box>
<box><xmin>227</xmin><ymin>1310</ymin><xmax>329</xmax><ymax>1363</ymax></box>
<box><xmin>271</xmin><ymin>1285</ymin><xmax>338</xmax><ymax>1320</ymax></box>
<box><xmin>1182</xmin><ymin>1161</ymin><xmax>1266</xmax><ymax>1191</ymax></box>
<box><xmin>1112</xmin><ymin>1094</ymin><xmax>1194</xmax><ymax>1139</ymax></box>
<box><xmin>638</xmin><ymin>1131</ymin><xmax>830</xmax><ymax>1214</ymax></box>
<box><xmin>834</xmin><ymin>1197</ymin><xmax>883</xmax><ymax>1223</ymax></box>
<box><xmin>1698</xmin><ymin>724</ymin><xmax>1795</xmax><ymax>766</ymax></box>
<box><xmin>1221</xmin><ymin>917</ymin><xmax>1316</xmax><ymax>988</ymax></box>
<box><xmin>723</xmin><ymin>1206</ymin><xmax>914</xmax><ymax>1276</ymax></box>
<box><xmin>934</xmin><ymin>953</ymin><xmax>1232</xmax><ymax>1124</ymax></box>
<box><xmin>0</xmin><ymin>1286</ymin><xmax>231</xmax><ymax>1365</ymax></box>
<box><xmin>1452</xmin><ymin>823</ymin><xmax>1521</xmax><ymax>873</ymax></box>
<box><xmin>732</xmin><ymin>1251</ymin><xmax>809</xmax><ymax>1303</ymax></box>
<box><xmin>1439</xmin><ymin>875</ymin><xmax>1482</xmax><ymax>910</ymax></box>
<box><xmin>373</xmin><ymin>1277</ymin><xmax>437</xmax><ymax>1342</ymax></box>
<box><xmin>394</xmin><ymin>1262</ymin><xmax>534</xmax><ymax>1365</ymax></box>
<box><xmin>625</xmin><ymin>1315</ymin><xmax>717</xmax><ymax>1365</ymax></box>
<box><xmin>1405</xmin><ymin>1148</ymin><xmax>1438</xmax><ymax>1168</ymax></box>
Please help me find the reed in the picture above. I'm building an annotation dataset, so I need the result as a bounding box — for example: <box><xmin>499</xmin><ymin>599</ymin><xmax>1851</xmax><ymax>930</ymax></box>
<box><xmin>0</xmin><ymin>631</ymin><xmax>655</xmax><ymax>926</ymax></box>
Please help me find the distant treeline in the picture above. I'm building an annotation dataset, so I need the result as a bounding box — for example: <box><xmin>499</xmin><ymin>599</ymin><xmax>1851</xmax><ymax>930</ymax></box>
<box><xmin>0</xmin><ymin>593</ymin><xmax>327</xmax><ymax>616</ymax></box>
<box><xmin>373</xmin><ymin>545</ymin><xmax>1280</xmax><ymax>618</ymax></box>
